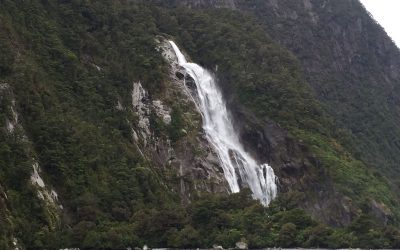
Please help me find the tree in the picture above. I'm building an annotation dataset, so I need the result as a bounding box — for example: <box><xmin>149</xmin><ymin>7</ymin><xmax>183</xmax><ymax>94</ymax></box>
<box><xmin>278</xmin><ymin>223</ymin><xmax>297</xmax><ymax>247</ymax></box>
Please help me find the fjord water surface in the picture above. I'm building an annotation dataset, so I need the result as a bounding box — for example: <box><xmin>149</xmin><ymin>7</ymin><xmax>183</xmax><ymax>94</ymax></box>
<box><xmin>169</xmin><ymin>41</ymin><xmax>277</xmax><ymax>205</ymax></box>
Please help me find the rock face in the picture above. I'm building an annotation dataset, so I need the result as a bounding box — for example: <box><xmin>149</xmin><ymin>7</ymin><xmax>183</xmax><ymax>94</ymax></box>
<box><xmin>370</xmin><ymin>199</ymin><xmax>392</xmax><ymax>225</ymax></box>
<box><xmin>128</xmin><ymin>39</ymin><xmax>229</xmax><ymax>201</ymax></box>
<box><xmin>31</xmin><ymin>162</ymin><xmax>60</xmax><ymax>208</ymax></box>
<box><xmin>212</xmin><ymin>244</ymin><xmax>224</xmax><ymax>250</ymax></box>
<box><xmin>131</xmin><ymin>81</ymin><xmax>152</xmax><ymax>146</ymax></box>
<box><xmin>224</xmin><ymin>97</ymin><xmax>357</xmax><ymax>226</ymax></box>
<box><xmin>152</xmin><ymin>100</ymin><xmax>171</xmax><ymax>125</ymax></box>
<box><xmin>235</xmin><ymin>241</ymin><xmax>248</xmax><ymax>249</ymax></box>
<box><xmin>0</xmin><ymin>82</ymin><xmax>62</xmax><ymax>232</ymax></box>
<box><xmin>161</xmin><ymin>39</ymin><xmax>230</xmax><ymax>197</ymax></box>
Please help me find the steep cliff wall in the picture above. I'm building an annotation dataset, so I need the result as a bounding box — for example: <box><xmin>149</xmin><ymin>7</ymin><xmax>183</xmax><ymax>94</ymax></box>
<box><xmin>233</xmin><ymin>0</ymin><xmax>400</xmax><ymax>182</ymax></box>
<box><xmin>153</xmin><ymin>0</ymin><xmax>400</xmax><ymax>226</ymax></box>
<box><xmin>159</xmin><ymin>0</ymin><xmax>400</xmax><ymax>189</ymax></box>
<box><xmin>132</xmin><ymin>39</ymin><xmax>229</xmax><ymax>199</ymax></box>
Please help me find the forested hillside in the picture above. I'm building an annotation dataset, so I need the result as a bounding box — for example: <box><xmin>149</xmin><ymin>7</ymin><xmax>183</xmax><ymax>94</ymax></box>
<box><xmin>233</xmin><ymin>0</ymin><xmax>400</xmax><ymax>188</ymax></box>
<box><xmin>1</xmin><ymin>0</ymin><xmax>400</xmax><ymax>249</ymax></box>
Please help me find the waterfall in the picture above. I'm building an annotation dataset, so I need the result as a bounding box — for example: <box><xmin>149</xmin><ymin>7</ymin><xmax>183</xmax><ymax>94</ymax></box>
<box><xmin>169</xmin><ymin>41</ymin><xmax>277</xmax><ymax>205</ymax></box>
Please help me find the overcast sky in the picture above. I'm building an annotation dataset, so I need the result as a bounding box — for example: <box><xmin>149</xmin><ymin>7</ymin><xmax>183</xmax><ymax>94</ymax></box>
<box><xmin>360</xmin><ymin>0</ymin><xmax>400</xmax><ymax>48</ymax></box>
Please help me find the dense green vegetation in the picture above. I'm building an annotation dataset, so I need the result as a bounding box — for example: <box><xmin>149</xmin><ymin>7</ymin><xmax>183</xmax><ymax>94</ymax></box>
<box><xmin>234</xmin><ymin>0</ymin><xmax>400</xmax><ymax>184</ymax></box>
<box><xmin>17</xmin><ymin>190</ymin><xmax>400</xmax><ymax>249</ymax></box>
<box><xmin>0</xmin><ymin>0</ymin><xmax>400</xmax><ymax>248</ymax></box>
<box><xmin>0</xmin><ymin>0</ymin><xmax>174</xmax><ymax>248</ymax></box>
<box><xmin>156</xmin><ymin>5</ymin><xmax>400</xmax><ymax>224</ymax></box>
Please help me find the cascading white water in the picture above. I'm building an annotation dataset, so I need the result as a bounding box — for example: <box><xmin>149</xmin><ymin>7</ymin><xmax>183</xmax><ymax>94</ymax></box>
<box><xmin>169</xmin><ymin>41</ymin><xmax>277</xmax><ymax>205</ymax></box>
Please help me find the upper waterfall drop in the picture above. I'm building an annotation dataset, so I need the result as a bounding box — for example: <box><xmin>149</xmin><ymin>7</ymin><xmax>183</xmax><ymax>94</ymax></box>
<box><xmin>169</xmin><ymin>40</ymin><xmax>277</xmax><ymax>206</ymax></box>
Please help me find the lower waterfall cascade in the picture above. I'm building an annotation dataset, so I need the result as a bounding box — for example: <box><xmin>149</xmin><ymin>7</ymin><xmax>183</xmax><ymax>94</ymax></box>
<box><xmin>169</xmin><ymin>40</ymin><xmax>278</xmax><ymax>205</ymax></box>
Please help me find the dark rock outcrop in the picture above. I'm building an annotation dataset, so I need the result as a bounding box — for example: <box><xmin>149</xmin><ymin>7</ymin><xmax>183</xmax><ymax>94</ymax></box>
<box><xmin>229</xmin><ymin>100</ymin><xmax>357</xmax><ymax>226</ymax></box>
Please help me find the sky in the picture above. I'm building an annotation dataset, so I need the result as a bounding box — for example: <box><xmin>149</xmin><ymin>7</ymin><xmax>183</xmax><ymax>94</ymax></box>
<box><xmin>359</xmin><ymin>0</ymin><xmax>400</xmax><ymax>48</ymax></box>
